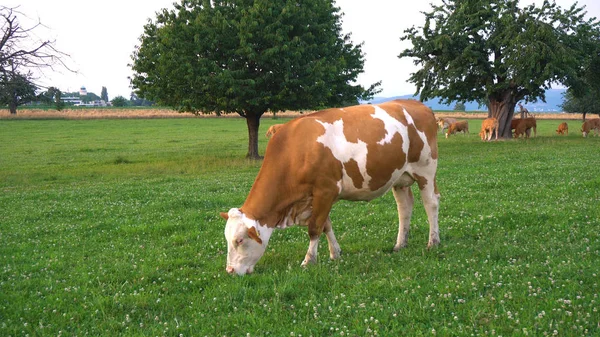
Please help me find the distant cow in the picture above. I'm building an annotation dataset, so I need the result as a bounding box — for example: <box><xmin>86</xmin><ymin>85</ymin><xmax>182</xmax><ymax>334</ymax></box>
<box><xmin>556</xmin><ymin>122</ymin><xmax>568</xmax><ymax>135</ymax></box>
<box><xmin>581</xmin><ymin>118</ymin><xmax>600</xmax><ymax>137</ymax></box>
<box><xmin>513</xmin><ymin>118</ymin><xmax>537</xmax><ymax>138</ymax></box>
<box><xmin>265</xmin><ymin>124</ymin><xmax>284</xmax><ymax>138</ymax></box>
<box><xmin>445</xmin><ymin>120</ymin><xmax>469</xmax><ymax>138</ymax></box>
<box><xmin>221</xmin><ymin>99</ymin><xmax>440</xmax><ymax>275</ymax></box>
<box><xmin>479</xmin><ymin>118</ymin><xmax>499</xmax><ymax>141</ymax></box>
<box><xmin>437</xmin><ymin>117</ymin><xmax>457</xmax><ymax>134</ymax></box>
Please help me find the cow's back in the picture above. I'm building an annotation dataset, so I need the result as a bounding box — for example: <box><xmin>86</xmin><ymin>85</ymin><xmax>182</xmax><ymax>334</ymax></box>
<box><xmin>263</xmin><ymin>100</ymin><xmax>437</xmax><ymax>201</ymax></box>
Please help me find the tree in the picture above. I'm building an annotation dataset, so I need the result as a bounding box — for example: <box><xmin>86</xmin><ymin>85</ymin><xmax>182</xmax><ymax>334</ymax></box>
<box><xmin>562</xmin><ymin>43</ymin><xmax>600</xmax><ymax>121</ymax></box>
<box><xmin>454</xmin><ymin>102</ymin><xmax>466</xmax><ymax>111</ymax></box>
<box><xmin>0</xmin><ymin>6</ymin><xmax>73</xmax><ymax>114</ymax></box>
<box><xmin>111</xmin><ymin>95</ymin><xmax>128</xmax><ymax>107</ymax></box>
<box><xmin>0</xmin><ymin>67</ymin><xmax>37</xmax><ymax>113</ymax></box>
<box><xmin>101</xmin><ymin>86</ymin><xmax>108</xmax><ymax>102</ymax></box>
<box><xmin>130</xmin><ymin>0</ymin><xmax>380</xmax><ymax>159</ymax></box>
<box><xmin>400</xmin><ymin>0</ymin><xmax>600</xmax><ymax>138</ymax></box>
<box><xmin>561</xmin><ymin>89</ymin><xmax>600</xmax><ymax>121</ymax></box>
<box><xmin>38</xmin><ymin>86</ymin><xmax>64</xmax><ymax>110</ymax></box>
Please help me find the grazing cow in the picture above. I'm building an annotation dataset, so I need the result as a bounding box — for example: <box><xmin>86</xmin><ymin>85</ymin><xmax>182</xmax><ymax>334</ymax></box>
<box><xmin>479</xmin><ymin>118</ymin><xmax>499</xmax><ymax>141</ymax></box>
<box><xmin>512</xmin><ymin>118</ymin><xmax>537</xmax><ymax>138</ymax></box>
<box><xmin>221</xmin><ymin>100</ymin><xmax>440</xmax><ymax>275</ymax></box>
<box><xmin>581</xmin><ymin>118</ymin><xmax>600</xmax><ymax>137</ymax></box>
<box><xmin>265</xmin><ymin>124</ymin><xmax>284</xmax><ymax>138</ymax></box>
<box><xmin>436</xmin><ymin>117</ymin><xmax>457</xmax><ymax>134</ymax></box>
<box><xmin>445</xmin><ymin>120</ymin><xmax>469</xmax><ymax>138</ymax></box>
<box><xmin>556</xmin><ymin>122</ymin><xmax>568</xmax><ymax>135</ymax></box>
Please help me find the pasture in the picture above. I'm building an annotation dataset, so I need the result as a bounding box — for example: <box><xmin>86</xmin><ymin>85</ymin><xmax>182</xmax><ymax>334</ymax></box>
<box><xmin>1</xmin><ymin>117</ymin><xmax>599</xmax><ymax>336</ymax></box>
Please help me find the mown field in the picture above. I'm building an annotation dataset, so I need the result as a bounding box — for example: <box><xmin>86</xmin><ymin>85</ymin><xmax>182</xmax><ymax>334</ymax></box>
<box><xmin>1</xmin><ymin>117</ymin><xmax>599</xmax><ymax>336</ymax></box>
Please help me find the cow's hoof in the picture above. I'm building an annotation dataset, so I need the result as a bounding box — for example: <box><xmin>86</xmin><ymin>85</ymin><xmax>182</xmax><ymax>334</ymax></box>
<box><xmin>393</xmin><ymin>243</ymin><xmax>407</xmax><ymax>252</ymax></box>
<box><xmin>427</xmin><ymin>239</ymin><xmax>440</xmax><ymax>249</ymax></box>
<box><xmin>329</xmin><ymin>247</ymin><xmax>342</xmax><ymax>260</ymax></box>
<box><xmin>301</xmin><ymin>255</ymin><xmax>317</xmax><ymax>267</ymax></box>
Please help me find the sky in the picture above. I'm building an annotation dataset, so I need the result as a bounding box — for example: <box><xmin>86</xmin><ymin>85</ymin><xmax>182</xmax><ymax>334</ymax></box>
<box><xmin>5</xmin><ymin>0</ymin><xmax>600</xmax><ymax>100</ymax></box>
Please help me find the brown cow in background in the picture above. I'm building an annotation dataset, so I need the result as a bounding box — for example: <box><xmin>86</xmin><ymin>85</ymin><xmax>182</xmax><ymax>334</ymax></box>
<box><xmin>445</xmin><ymin>120</ymin><xmax>469</xmax><ymax>138</ymax></box>
<box><xmin>512</xmin><ymin>118</ymin><xmax>537</xmax><ymax>138</ymax></box>
<box><xmin>581</xmin><ymin>118</ymin><xmax>600</xmax><ymax>137</ymax></box>
<box><xmin>479</xmin><ymin>118</ymin><xmax>499</xmax><ymax>141</ymax></box>
<box><xmin>556</xmin><ymin>122</ymin><xmax>568</xmax><ymax>135</ymax></box>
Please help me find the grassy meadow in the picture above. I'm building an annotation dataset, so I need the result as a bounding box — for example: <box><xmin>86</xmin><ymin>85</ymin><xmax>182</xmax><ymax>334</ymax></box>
<box><xmin>1</xmin><ymin>116</ymin><xmax>599</xmax><ymax>336</ymax></box>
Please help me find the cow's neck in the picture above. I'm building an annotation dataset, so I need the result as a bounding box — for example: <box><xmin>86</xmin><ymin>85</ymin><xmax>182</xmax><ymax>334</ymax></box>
<box><xmin>240</xmin><ymin>169</ymin><xmax>308</xmax><ymax>229</ymax></box>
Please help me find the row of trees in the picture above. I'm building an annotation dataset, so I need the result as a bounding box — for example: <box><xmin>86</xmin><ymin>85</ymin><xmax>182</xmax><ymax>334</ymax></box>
<box><xmin>129</xmin><ymin>0</ymin><xmax>600</xmax><ymax>157</ymax></box>
<box><xmin>3</xmin><ymin>2</ymin><xmax>600</xmax><ymax>158</ymax></box>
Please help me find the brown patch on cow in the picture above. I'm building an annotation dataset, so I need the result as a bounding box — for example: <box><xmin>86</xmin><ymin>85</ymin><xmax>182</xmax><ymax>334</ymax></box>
<box><xmin>343</xmin><ymin>159</ymin><xmax>364</xmax><ymax>189</ymax></box>
<box><xmin>247</xmin><ymin>227</ymin><xmax>263</xmax><ymax>244</ymax></box>
<box><xmin>407</xmin><ymin>123</ymin><xmax>425</xmax><ymax>163</ymax></box>
<box><xmin>367</xmin><ymin>133</ymin><xmax>407</xmax><ymax>191</ymax></box>
<box><xmin>413</xmin><ymin>173</ymin><xmax>429</xmax><ymax>190</ymax></box>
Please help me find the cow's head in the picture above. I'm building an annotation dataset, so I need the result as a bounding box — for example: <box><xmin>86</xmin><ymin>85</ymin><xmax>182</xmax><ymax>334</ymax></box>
<box><xmin>220</xmin><ymin>208</ymin><xmax>272</xmax><ymax>275</ymax></box>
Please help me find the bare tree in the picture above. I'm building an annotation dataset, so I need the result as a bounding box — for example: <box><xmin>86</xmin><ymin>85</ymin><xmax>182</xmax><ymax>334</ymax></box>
<box><xmin>0</xmin><ymin>5</ymin><xmax>73</xmax><ymax>114</ymax></box>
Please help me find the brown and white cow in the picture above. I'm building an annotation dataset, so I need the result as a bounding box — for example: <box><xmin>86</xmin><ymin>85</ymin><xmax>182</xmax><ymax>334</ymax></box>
<box><xmin>556</xmin><ymin>122</ymin><xmax>568</xmax><ymax>135</ymax></box>
<box><xmin>513</xmin><ymin>118</ymin><xmax>537</xmax><ymax>138</ymax></box>
<box><xmin>437</xmin><ymin>117</ymin><xmax>457</xmax><ymax>134</ymax></box>
<box><xmin>265</xmin><ymin>124</ymin><xmax>284</xmax><ymax>138</ymax></box>
<box><xmin>479</xmin><ymin>118</ymin><xmax>499</xmax><ymax>141</ymax></box>
<box><xmin>581</xmin><ymin>118</ymin><xmax>600</xmax><ymax>137</ymax></box>
<box><xmin>221</xmin><ymin>99</ymin><xmax>440</xmax><ymax>275</ymax></box>
<box><xmin>445</xmin><ymin>120</ymin><xmax>469</xmax><ymax>138</ymax></box>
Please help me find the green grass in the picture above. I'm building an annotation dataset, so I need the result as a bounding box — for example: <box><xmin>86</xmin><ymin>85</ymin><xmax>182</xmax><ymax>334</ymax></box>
<box><xmin>1</xmin><ymin>118</ymin><xmax>599</xmax><ymax>336</ymax></box>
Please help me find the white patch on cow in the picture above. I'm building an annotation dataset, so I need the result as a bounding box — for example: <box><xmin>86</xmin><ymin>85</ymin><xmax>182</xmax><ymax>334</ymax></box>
<box><xmin>372</xmin><ymin>106</ymin><xmax>409</xmax><ymax>156</ymax></box>
<box><xmin>316</xmin><ymin>119</ymin><xmax>371</xmax><ymax>190</ymax></box>
<box><xmin>402</xmin><ymin>107</ymin><xmax>434</xmax><ymax>164</ymax></box>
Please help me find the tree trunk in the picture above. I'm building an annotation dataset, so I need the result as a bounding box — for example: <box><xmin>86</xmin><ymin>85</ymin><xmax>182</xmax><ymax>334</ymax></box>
<box><xmin>8</xmin><ymin>100</ymin><xmax>17</xmax><ymax>115</ymax></box>
<box><xmin>487</xmin><ymin>91</ymin><xmax>517</xmax><ymax>138</ymax></box>
<box><xmin>245</xmin><ymin>112</ymin><xmax>263</xmax><ymax>160</ymax></box>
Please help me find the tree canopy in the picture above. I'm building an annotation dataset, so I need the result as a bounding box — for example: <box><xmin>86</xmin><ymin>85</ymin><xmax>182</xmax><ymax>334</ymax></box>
<box><xmin>400</xmin><ymin>0</ymin><xmax>600</xmax><ymax>137</ymax></box>
<box><xmin>0</xmin><ymin>69</ymin><xmax>37</xmax><ymax>112</ymax></box>
<box><xmin>130</xmin><ymin>0</ymin><xmax>380</xmax><ymax>158</ymax></box>
<box><xmin>561</xmin><ymin>41</ymin><xmax>600</xmax><ymax>120</ymax></box>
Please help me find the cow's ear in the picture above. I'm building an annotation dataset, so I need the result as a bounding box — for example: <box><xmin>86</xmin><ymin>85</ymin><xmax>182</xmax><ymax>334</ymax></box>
<box><xmin>247</xmin><ymin>227</ymin><xmax>263</xmax><ymax>245</ymax></box>
<box><xmin>219</xmin><ymin>212</ymin><xmax>229</xmax><ymax>220</ymax></box>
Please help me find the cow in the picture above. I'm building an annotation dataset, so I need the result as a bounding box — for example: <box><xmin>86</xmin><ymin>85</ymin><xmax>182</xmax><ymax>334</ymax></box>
<box><xmin>220</xmin><ymin>99</ymin><xmax>440</xmax><ymax>275</ymax></box>
<box><xmin>479</xmin><ymin>118</ymin><xmax>499</xmax><ymax>141</ymax></box>
<box><xmin>581</xmin><ymin>118</ymin><xmax>600</xmax><ymax>137</ymax></box>
<box><xmin>265</xmin><ymin>124</ymin><xmax>284</xmax><ymax>138</ymax></box>
<box><xmin>445</xmin><ymin>120</ymin><xmax>469</xmax><ymax>138</ymax></box>
<box><xmin>512</xmin><ymin>118</ymin><xmax>537</xmax><ymax>138</ymax></box>
<box><xmin>436</xmin><ymin>117</ymin><xmax>457</xmax><ymax>134</ymax></box>
<box><xmin>556</xmin><ymin>122</ymin><xmax>568</xmax><ymax>135</ymax></box>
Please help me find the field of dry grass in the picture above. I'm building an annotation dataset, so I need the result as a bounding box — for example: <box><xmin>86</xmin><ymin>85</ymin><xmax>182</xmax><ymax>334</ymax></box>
<box><xmin>0</xmin><ymin>108</ymin><xmax>585</xmax><ymax>120</ymax></box>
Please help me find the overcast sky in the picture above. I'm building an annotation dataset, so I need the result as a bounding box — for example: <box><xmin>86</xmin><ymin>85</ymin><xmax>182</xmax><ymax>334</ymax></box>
<box><xmin>5</xmin><ymin>0</ymin><xmax>600</xmax><ymax>100</ymax></box>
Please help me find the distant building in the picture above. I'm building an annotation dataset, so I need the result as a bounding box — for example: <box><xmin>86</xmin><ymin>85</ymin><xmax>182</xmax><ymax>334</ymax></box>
<box><xmin>61</xmin><ymin>96</ymin><xmax>81</xmax><ymax>105</ymax></box>
<box><xmin>79</xmin><ymin>86</ymin><xmax>87</xmax><ymax>96</ymax></box>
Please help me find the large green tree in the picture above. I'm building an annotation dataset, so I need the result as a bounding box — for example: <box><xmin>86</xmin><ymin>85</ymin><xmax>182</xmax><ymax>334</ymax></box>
<box><xmin>130</xmin><ymin>0</ymin><xmax>380</xmax><ymax>158</ymax></box>
<box><xmin>400</xmin><ymin>0</ymin><xmax>600</xmax><ymax>137</ymax></box>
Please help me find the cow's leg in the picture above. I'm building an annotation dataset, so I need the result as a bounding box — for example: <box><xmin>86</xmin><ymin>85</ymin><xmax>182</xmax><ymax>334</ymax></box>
<box><xmin>419</xmin><ymin>177</ymin><xmax>440</xmax><ymax>248</ymax></box>
<box><xmin>302</xmin><ymin>186</ymin><xmax>337</xmax><ymax>266</ymax></box>
<box><xmin>392</xmin><ymin>185</ymin><xmax>414</xmax><ymax>251</ymax></box>
<box><xmin>323</xmin><ymin>216</ymin><xmax>341</xmax><ymax>260</ymax></box>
